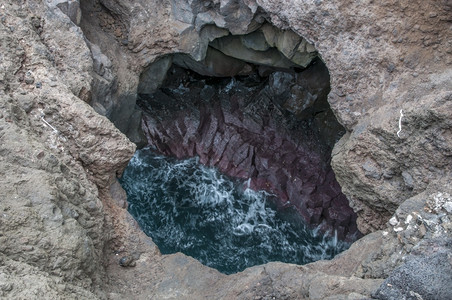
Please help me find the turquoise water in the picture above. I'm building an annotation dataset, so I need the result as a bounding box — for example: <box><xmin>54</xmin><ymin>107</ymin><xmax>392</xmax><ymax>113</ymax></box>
<box><xmin>119</xmin><ymin>148</ymin><xmax>349</xmax><ymax>274</ymax></box>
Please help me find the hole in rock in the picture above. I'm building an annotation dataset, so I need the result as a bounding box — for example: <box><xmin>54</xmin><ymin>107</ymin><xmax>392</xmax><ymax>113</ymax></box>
<box><xmin>120</xmin><ymin>148</ymin><xmax>349</xmax><ymax>274</ymax></box>
<box><xmin>120</xmin><ymin>35</ymin><xmax>361</xmax><ymax>274</ymax></box>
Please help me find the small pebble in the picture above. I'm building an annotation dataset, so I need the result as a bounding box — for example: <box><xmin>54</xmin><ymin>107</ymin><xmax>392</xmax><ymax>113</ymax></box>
<box><xmin>119</xmin><ymin>255</ymin><xmax>136</xmax><ymax>267</ymax></box>
<box><xmin>0</xmin><ymin>282</ymin><xmax>13</xmax><ymax>292</ymax></box>
<box><xmin>24</xmin><ymin>71</ymin><xmax>34</xmax><ymax>84</ymax></box>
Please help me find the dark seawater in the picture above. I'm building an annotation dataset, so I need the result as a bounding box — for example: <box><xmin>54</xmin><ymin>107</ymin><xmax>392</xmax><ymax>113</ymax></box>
<box><xmin>119</xmin><ymin>148</ymin><xmax>349</xmax><ymax>274</ymax></box>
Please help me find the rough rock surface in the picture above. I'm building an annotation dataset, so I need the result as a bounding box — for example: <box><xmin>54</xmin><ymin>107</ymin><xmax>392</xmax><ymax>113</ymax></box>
<box><xmin>80</xmin><ymin>0</ymin><xmax>452</xmax><ymax>234</ymax></box>
<box><xmin>373</xmin><ymin>252</ymin><xmax>452</xmax><ymax>300</ymax></box>
<box><xmin>139</xmin><ymin>64</ymin><xmax>358</xmax><ymax>240</ymax></box>
<box><xmin>1</xmin><ymin>0</ymin><xmax>451</xmax><ymax>299</ymax></box>
<box><xmin>79</xmin><ymin>0</ymin><xmax>318</xmax><ymax>143</ymax></box>
<box><xmin>0</xmin><ymin>1</ymin><xmax>134</xmax><ymax>297</ymax></box>
<box><xmin>256</xmin><ymin>0</ymin><xmax>452</xmax><ymax>235</ymax></box>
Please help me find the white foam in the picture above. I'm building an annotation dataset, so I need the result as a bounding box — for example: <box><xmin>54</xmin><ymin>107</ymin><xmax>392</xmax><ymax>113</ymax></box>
<box><xmin>233</xmin><ymin>223</ymin><xmax>255</xmax><ymax>236</ymax></box>
<box><xmin>120</xmin><ymin>148</ymin><xmax>350</xmax><ymax>274</ymax></box>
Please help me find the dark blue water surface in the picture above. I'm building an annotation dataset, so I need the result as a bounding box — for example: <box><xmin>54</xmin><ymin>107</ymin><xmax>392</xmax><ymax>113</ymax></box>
<box><xmin>119</xmin><ymin>148</ymin><xmax>349</xmax><ymax>274</ymax></box>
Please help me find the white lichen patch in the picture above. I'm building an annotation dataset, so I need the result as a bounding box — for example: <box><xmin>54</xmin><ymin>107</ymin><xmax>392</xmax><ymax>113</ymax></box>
<box><xmin>389</xmin><ymin>216</ymin><xmax>399</xmax><ymax>226</ymax></box>
<box><xmin>426</xmin><ymin>192</ymin><xmax>452</xmax><ymax>214</ymax></box>
<box><xmin>444</xmin><ymin>202</ymin><xmax>452</xmax><ymax>214</ymax></box>
<box><xmin>405</xmin><ymin>214</ymin><xmax>413</xmax><ymax>224</ymax></box>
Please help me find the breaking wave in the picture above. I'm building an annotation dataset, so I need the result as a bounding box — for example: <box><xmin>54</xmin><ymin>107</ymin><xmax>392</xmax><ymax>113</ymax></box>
<box><xmin>120</xmin><ymin>148</ymin><xmax>349</xmax><ymax>274</ymax></box>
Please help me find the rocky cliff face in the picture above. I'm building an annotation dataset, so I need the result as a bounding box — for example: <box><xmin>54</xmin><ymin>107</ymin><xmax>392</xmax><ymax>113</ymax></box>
<box><xmin>139</xmin><ymin>63</ymin><xmax>358</xmax><ymax>241</ymax></box>
<box><xmin>0</xmin><ymin>1</ymin><xmax>135</xmax><ymax>297</ymax></box>
<box><xmin>1</xmin><ymin>0</ymin><xmax>451</xmax><ymax>299</ymax></box>
<box><xmin>80</xmin><ymin>0</ymin><xmax>452</xmax><ymax>234</ymax></box>
<box><xmin>257</xmin><ymin>0</ymin><xmax>452</xmax><ymax>234</ymax></box>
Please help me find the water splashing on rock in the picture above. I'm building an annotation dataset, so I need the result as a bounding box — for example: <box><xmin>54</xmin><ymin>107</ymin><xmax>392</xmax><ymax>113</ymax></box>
<box><xmin>120</xmin><ymin>148</ymin><xmax>350</xmax><ymax>274</ymax></box>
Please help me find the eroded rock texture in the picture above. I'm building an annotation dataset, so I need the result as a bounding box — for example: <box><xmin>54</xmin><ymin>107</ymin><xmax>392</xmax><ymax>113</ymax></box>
<box><xmin>1</xmin><ymin>0</ymin><xmax>451</xmax><ymax>299</ymax></box>
<box><xmin>0</xmin><ymin>1</ymin><xmax>135</xmax><ymax>297</ymax></box>
<box><xmin>139</xmin><ymin>63</ymin><xmax>358</xmax><ymax>240</ymax></box>
<box><xmin>256</xmin><ymin>0</ymin><xmax>452</xmax><ymax>234</ymax></box>
<box><xmin>80</xmin><ymin>0</ymin><xmax>452</xmax><ymax>235</ymax></box>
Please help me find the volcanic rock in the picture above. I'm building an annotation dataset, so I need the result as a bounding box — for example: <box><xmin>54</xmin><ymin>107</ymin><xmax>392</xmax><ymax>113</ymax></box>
<box><xmin>139</xmin><ymin>64</ymin><xmax>357</xmax><ymax>240</ymax></box>
<box><xmin>1</xmin><ymin>0</ymin><xmax>451</xmax><ymax>299</ymax></box>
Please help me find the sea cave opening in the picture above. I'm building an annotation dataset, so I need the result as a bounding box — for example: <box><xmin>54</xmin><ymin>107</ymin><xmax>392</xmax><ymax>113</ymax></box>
<box><xmin>119</xmin><ymin>29</ymin><xmax>360</xmax><ymax>274</ymax></box>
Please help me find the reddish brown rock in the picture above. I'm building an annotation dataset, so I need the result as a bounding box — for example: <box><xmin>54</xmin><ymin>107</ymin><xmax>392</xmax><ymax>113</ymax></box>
<box><xmin>139</xmin><ymin>66</ymin><xmax>358</xmax><ymax>241</ymax></box>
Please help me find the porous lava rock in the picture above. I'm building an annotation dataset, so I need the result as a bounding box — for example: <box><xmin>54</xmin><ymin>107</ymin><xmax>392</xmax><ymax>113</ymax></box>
<box><xmin>256</xmin><ymin>0</ymin><xmax>452</xmax><ymax>234</ymax></box>
<box><xmin>1</xmin><ymin>0</ymin><xmax>451</xmax><ymax>299</ymax></box>
<box><xmin>82</xmin><ymin>0</ymin><xmax>452</xmax><ymax>235</ymax></box>
<box><xmin>139</xmin><ymin>63</ymin><xmax>358</xmax><ymax>240</ymax></box>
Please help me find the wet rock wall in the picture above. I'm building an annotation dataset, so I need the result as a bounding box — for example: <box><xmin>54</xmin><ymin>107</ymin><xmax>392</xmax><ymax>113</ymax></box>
<box><xmin>139</xmin><ymin>62</ymin><xmax>358</xmax><ymax>240</ymax></box>
<box><xmin>80</xmin><ymin>0</ymin><xmax>452</xmax><ymax>234</ymax></box>
<box><xmin>1</xmin><ymin>0</ymin><xmax>451</xmax><ymax>298</ymax></box>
